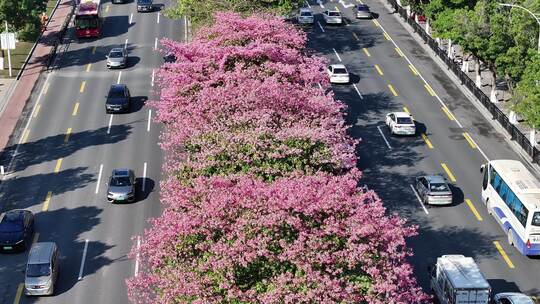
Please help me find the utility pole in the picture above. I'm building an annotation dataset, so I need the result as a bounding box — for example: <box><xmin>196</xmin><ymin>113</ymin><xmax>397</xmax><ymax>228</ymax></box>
<box><xmin>5</xmin><ymin>21</ymin><xmax>11</xmax><ymax>77</ymax></box>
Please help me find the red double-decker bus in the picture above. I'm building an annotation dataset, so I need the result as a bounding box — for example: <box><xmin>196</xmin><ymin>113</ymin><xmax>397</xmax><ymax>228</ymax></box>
<box><xmin>74</xmin><ymin>0</ymin><xmax>102</xmax><ymax>38</ymax></box>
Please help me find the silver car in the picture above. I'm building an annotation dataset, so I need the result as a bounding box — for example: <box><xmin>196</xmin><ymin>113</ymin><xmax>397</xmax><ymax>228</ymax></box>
<box><xmin>355</xmin><ymin>4</ymin><xmax>372</xmax><ymax>19</ymax></box>
<box><xmin>323</xmin><ymin>10</ymin><xmax>343</xmax><ymax>25</ymax></box>
<box><xmin>297</xmin><ymin>8</ymin><xmax>314</xmax><ymax>24</ymax></box>
<box><xmin>494</xmin><ymin>292</ymin><xmax>535</xmax><ymax>304</ymax></box>
<box><xmin>107</xmin><ymin>168</ymin><xmax>136</xmax><ymax>203</ymax></box>
<box><xmin>106</xmin><ymin>48</ymin><xmax>127</xmax><ymax>69</ymax></box>
<box><xmin>25</xmin><ymin>242</ymin><xmax>59</xmax><ymax>296</ymax></box>
<box><xmin>415</xmin><ymin>175</ymin><xmax>453</xmax><ymax>205</ymax></box>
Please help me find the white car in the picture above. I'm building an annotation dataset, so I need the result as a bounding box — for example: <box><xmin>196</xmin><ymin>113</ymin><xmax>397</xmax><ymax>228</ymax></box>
<box><xmin>327</xmin><ymin>64</ymin><xmax>349</xmax><ymax>84</ymax></box>
<box><xmin>323</xmin><ymin>10</ymin><xmax>342</xmax><ymax>24</ymax></box>
<box><xmin>494</xmin><ymin>293</ymin><xmax>535</xmax><ymax>304</ymax></box>
<box><xmin>297</xmin><ymin>8</ymin><xmax>314</xmax><ymax>24</ymax></box>
<box><xmin>385</xmin><ymin>112</ymin><xmax>416</xmax><ymax>135</ymax></box>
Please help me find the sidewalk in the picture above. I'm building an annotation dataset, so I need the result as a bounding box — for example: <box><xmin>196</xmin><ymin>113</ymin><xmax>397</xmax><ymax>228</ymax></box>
<box><xmin>0</xmin><ymin>0</ymin><xmax>73</xmax><ymax>160</ymax></box>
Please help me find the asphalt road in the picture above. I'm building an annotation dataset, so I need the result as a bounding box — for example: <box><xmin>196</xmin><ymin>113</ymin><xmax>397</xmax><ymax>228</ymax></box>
<box><xmin>0</xmin><ymin>0</ymin><xmax>184</xmax><ymax>303</ymax></box>
<box><xmin>305</xmin><ymin>0</ymin><xmax>540</xmax><ymax>300</ymax></box>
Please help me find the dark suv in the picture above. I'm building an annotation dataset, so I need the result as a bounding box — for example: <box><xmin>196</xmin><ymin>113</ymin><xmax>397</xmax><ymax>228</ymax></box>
<box><xmin>105</xmin><ymin>84</ymin><xmax>131</xmax><ymax>113</ymax></box>
<box><xmin>137</xmin><ymin>0</ymin><xmax>153</xmax><ymax>12</ymax></box>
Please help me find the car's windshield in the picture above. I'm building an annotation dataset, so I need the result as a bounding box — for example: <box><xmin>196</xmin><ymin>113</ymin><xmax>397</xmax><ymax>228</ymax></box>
<box><xmin>532</xmin><ymin>212</ymin><xmax>540</xmax><ymax>226</ymax></box>
<box><xmin>26</xmin><ymin>263</ymin><xmax>50</xmax><ymax>277</ymax></box>
<box><xmin>108</xmin><ymin>87</ymin><xmax>125</xmax><ymax>98</ymax></box>
<box><xmin>138</xmin><ymin>0</ymin><xmax>151</xmax><ymax>4</ymax></box>
<box><xmin>429</xmin><ymin>182</ymin><xmax>449</xmax><ymax>192</ymax></box>
<box><xmin>111</xmin><ymin>176</ymin><xmax>131</xmax><ymax>187</ymax></box>
<box><xmin>328</xmin><ymin>12</ymin><xmax>340</xmax><ymax>16</ymax></box>
<box><xmin>358</xmin><ymin>5</ymin><xmax>369</xmax><ymax>11</ymax></box>
<box><xmin>300</xmin><ymin>12</ymin><xmax>312</xmax><ymax>16</ymax></box>
<box><xmin>109</xmin><ymin>51</ymin><xmax>123</xmax><ymax>58</ymax></box>
<box><xmin>333</xmin><ymin>68</ymin><xmax>347</xmax><ymax>74</ymax></box>
<box><xmin>397</xmin><ymin>117</ymin><xmax>413</xmax><ymax>124</ymax></box>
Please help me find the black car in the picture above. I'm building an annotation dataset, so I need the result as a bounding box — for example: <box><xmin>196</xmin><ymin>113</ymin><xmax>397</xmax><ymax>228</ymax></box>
<box><xmin>163</xmin><ymin>53</ymin><xmax>176</xmax><ymax>63</ymax></box>
<box><xmin>105</xmin><ymin>84</ymin><xmax>131</xmax><ymax>113</ymax></box>
<box><xmin>0</xmin><ymin>210</ymin><xmax>34</xmax><ymax>252</ymax></box>
<box><xmin>137</xmin><ymin>0</ymin><xmax>153</xmax><ymax>12</ymax></box>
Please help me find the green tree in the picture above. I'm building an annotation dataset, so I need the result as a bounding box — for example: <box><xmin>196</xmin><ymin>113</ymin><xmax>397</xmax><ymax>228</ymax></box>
<box><xmin>0</xmin><ymin>0</ymin><xmax>46</xmax><ymax>41</ymax></box>
<box><xmin>166</xmin><ymin>0</ymin><xmax>303</xmax><ymax>26</ymax></box>
<box><xmin>513</xmin><ymin>52</ymin><xmax>540</xmax><ymax>128</ymax></box>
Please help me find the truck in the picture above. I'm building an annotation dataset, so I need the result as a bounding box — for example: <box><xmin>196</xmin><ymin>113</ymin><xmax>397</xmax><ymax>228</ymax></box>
<box><xmin>429</xmin><ymin>255</ymin><xmax>491</xmax><ymax>304</ymax></box>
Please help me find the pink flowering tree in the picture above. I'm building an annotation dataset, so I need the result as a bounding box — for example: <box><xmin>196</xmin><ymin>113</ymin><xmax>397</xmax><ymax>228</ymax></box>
<box><xmin>128</xmin><ymin>173</ymin><xmax>427</xmax><ymax>303</ymax></box>
<box><xmin>127</xmin><ymin>11</ymin><xmax>429</xmax><ymax>304</ymax></box>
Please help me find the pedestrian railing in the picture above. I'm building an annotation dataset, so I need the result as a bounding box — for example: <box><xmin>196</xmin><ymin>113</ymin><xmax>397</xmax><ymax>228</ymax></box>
<box><xmin>386</xmin><ymin>0</ymin><xmax>539</xmax><ymax>163</ymax></box>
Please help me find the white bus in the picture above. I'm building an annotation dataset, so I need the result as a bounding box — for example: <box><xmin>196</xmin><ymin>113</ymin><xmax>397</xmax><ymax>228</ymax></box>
<box><xmin>480</xmin><ymin>160</ymin><xmax>540</xmax><ymax>256</ymax></box>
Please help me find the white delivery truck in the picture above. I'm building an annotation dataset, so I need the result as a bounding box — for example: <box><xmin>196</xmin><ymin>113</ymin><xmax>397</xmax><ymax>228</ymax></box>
<box><xmin>429</xmin><ymin>255</ymin><xmax>491</xmax><ymax>304</ymax></box>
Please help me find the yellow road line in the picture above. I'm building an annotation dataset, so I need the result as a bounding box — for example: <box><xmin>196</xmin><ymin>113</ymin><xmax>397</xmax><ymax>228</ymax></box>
<box><xmin>335</xmin><ymin>6</ymin><xmax>340</xmax><ymax>11</ymax></box>
<box><xmin>86</xmin><ymin>63</ymin><xmax>91</xmax><ymax>72</ymax></box>
<box><xmin>462</xmin><ymin>132</ymin><xmax>477</xmax><ymax>149</ymax></box>
<box><xmin>42</xmin><ymin>191</ymin><xmax>52</xmax><ymax>211</ymax></box>
<box><xmin>80</xmin><ymin>81</ymin><xmax>86</xmax><ymax>93</ymax></box>
<box><xmin>72</xmin><ymin>102</ymin><xmax>79</xmax><ymax>116</ymax></box>
<box><xmin>42</xmin><ymin>82</ymin><xmax>49</xmax><ymax>95</ymax></box>
<box><xmin>395</xmin><ymin>47</ymin><xmax>404</xmax><ymax>57</ymax></box>
<box><xmin>383</xmin><ymin>32</ymin><xmax>391</xmax><ymax>40</ymax></box>
<box><xmin>408</xmin><ymin>64</ymin><xmax>418</xmax><ymax>76</ymax></box>
<box><xmin>32</xmin><ymin>232</ymin><xmax>40</xmax><ymax>244</ymax></box>
<box><xmin>388</xmin><ymin>84</ymin><xmax>398</xmax><ymax>96</ymax></box>
<box><xmin>91</xmin><ymin>46</ymin><xmax>96</xmax><ymax>54</ymax></box>
<box><xmin>64</xmin><ymin>128</ymin><xmax>72</xmax><ymax>143</ymax></box>
<box><xmin>352</xmin><ymin>32</ymin><xmax>360</xmax><ymax>41</ymax></box>
<box><xmin>441</xmin><ymin>163</ymin><xmax>457</xmax><ymax>182</ymax></box>
<box><xmin>33</xmin><ymin>104</ymin><xmax>41</xmax><ymax>118</ymax></box>
<box><xmin>374</xmin><ymin>64</ymin><xmax>383</xmax><ymax>76</ymax></box>
<box><xmin>493</xmin><ymin>241</ymin><xmax>515</xmax><ymax>269</ymax></box>
<box><xmin>465</xmin><ymin>199</ymin><xmax>483</xmax><ymax>221</ymax></box>
<box><xmin>442</xmin><ymin>106</ymin><xmax>455</xmax><ymax>121</ymax></box>
<box><xmin>363</xmin><ymin>48</ymin><xmax>371</xmax><ymax>57</ymax></box>
<box><xmin>372</xmin><ymin>19</ymin><xmax>380</xmax><ymax>27</ymax></box>
<box><xmin>21</xmin><ymin>129</ymin><xmax>30</xmax><ymax>144</ymax></box>
<box><xmin>105</xmin><ymin>4</ymin><xmax>109</xmax><ymax>12</ymax></box>
<box><xmin>13</xmin><ymin>283</ymin><xmax>23</xmax><ymax>304</ymax></box>
<box><xmin>54</xmin><ymin>158</ymin><xmax>63</xmax><ymax>173</ymax></box>
<box><xmin>424</xmin><ymin>84</ymin><xmax>436</xmax><ymax>96</ymax></box>
<box><xmin>421</xmin><ymin>133</ymin><xmax>434</xmax><ymax>149</ymax></box>
<box><xmin>403</xmin><ymin>106</ymin><xmax>410</xmax><ymax>115</ymax></box>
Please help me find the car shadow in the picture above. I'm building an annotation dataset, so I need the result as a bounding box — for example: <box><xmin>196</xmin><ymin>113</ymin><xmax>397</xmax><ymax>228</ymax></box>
<box><xmin>448</xmin><ymin>184</ymin><xmax>464</xmax><ymax>206</ymax></box>
<box><xmin>348</xmin><ymin>73</ymin><xmax>361</xmax><ymax>84</ymax></box>
<box><xmin>130</xmin><ymin>96</ymin><xmax>147</xmax><ymax>113</ymax></box>
<box><xmin>125</xmin><ymin>56</ymin><xmax>141</xmax><ymax>69</ymax></box>
<box><xmin>136</xmin><ymin>177</ymin><xmax>155</xmax><ymax>201</ymax></box>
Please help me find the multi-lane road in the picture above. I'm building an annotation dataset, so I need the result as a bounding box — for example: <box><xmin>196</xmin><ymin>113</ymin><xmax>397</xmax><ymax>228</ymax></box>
<box><xmin>305</xmin><ymin>0</ymin><xmax>540</xmax><ymax>299</ymax></box>
<box><xmin>0</xmin><ymin>0</ymin><xmax>184</xmax><ymax>303</ymax></box>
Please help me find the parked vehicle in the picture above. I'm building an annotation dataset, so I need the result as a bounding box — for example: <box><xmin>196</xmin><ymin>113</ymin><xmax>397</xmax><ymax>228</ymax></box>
<box><xmin>494</xmin><ymin>292</ymin><xmax>535</xmax><ymax>304</ymax></box>
<box><xmin>0</xmin><ymin>210</ymin><xmax>34</xmax><ymax>252</ymax></box>
<box><xmin>107</xmin><ymin>168</ymin><xmax>136</xmax><ymax>203</ymax></box>
<box><xmin>106</xmin><ymin>48</ymin><xmax>128</xmax><ymax>69</ymax></box>
<box><xmin>429</xmin><ymin>255</ymin><xmax>491</xmax><ymax>304</ymax></box>
<box><xmin>105</xmin><ymin>84</ymin><xmax>131</xmax><ymax>113</ymax></box>
<box><xmin>24</xmin><ymin>242</ymin><xmax>60</xmax><ymax>296</ymax></box>
<box><xmin>297</xmin><ymin>8</ymin><xmax>314</xmax><ymax>24</ymax></box>
<box><xmin>415</xmin><ymin>175</ymin><xmax>453</xmax><ymax>205</ymax></box>
<box><xmin>327</xmin><ymin>64</ymin><xmax>349</xmax><ymax>84</ymax></box>
<box><xmin>355</xmin><ymin>4</ymin><xmax>372</xmax><ymax>19</ymax></box>
<box><xmin>385</xmin><ymin>112</ymin><xmax>415</xmax><ymax>135</ymax></box>
<box><xmin>323</xmin><ymin>10</ymin><xmax>342</xmax><ymax>25</ymax></box>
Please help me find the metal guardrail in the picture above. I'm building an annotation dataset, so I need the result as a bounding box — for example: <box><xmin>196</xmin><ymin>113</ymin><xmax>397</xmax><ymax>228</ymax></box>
<box><xmin>387</xmin><ymin>0</ymin><xmax>539</xmax><ymax>163</ymax></box>
<box><xmin>46</xmin><ymin>2</ymin><xmax>75</xmax><ymax>71</ymax></box>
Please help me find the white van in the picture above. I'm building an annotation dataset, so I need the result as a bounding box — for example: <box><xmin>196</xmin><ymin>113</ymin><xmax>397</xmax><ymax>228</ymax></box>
<box><xmin>25</xmin><ymin>242</ymin><xmax>59</xmax><ymax>296</ymax></box>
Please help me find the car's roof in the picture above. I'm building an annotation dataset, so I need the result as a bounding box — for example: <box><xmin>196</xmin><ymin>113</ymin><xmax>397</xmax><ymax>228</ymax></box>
<box><xmin>392</xmin><ymin>111</ymin><xmax>412</xmax><ymax>118</ymax></box>
<box><xmin>112</xmin><ymin>168</ymin><xmax>131</xmax><ymax>176</ymax></box>
<box><xmin>326</xmin><ymin>9</ymin><xmax>340</xmax><ymax>13</ymax></box>
<box><xmin>423</xmin><ymin>175</ymin><xmax>446</xmax><ymax>184</ymax></box>
<box><xmin>28</xmin><ymin>242</ymin><xmax>56</xmax><ymax>264</ymax></box>
<box><xmin>330</xmin><ymin>64</ymin><xmax>346</xmax><ymax>69</ymax></box>
<box><xmin>110</xmin><ymin>84</ymin><xmax>127</xmax><ymax>90</ymax></box>
<box><xmin>357</xmin><ymin>4</ymin><xmax>370</xmax><ymax>8</ymax></box>
<box><xmin>495</xmin><ymin>293</ymin><xmax>534</xmax><ymax>304</ymax></box>
<box><xmin>110</xmin><ymin>48</ymin><xmax>124</xmax><ymax>52</ymax></box>
<box><xmin>299</xmin><ymin>8</ymin><xmax>312</xmax><ymax>12</ymax></box>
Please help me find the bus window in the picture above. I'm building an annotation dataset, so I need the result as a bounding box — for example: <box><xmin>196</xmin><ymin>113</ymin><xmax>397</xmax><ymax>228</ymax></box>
<box><xmin>532</xmin><ymin>212</ymin><xmax>540</xmax><ymax>226</ymax></box>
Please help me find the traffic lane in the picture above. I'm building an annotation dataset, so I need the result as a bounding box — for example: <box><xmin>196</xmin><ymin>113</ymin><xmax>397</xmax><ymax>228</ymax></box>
<box><xmin>364</xmin><ymin>0</ymin><xmax>522</xmax><ymax>163</ymax></box>
<box><xmin>306</xmin><ymin>5</ymin><xmax>540</xmax><ymax>296</ymax></box>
